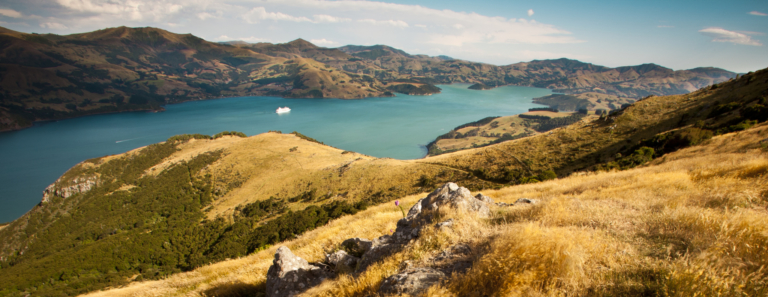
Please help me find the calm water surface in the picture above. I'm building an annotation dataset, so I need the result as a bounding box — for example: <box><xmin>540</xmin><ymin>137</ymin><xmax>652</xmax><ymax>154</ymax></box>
<box><xmin>0</xmin><ymin>84</ymin><xmax>551</xmax><ymax>222</ymax></box>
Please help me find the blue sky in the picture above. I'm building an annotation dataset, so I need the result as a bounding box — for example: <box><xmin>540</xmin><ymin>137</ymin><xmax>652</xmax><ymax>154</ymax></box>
<box><xmin>0</xmin><ymin>0</ymin><xmax>766</xmax><ymax>72</ymax></box>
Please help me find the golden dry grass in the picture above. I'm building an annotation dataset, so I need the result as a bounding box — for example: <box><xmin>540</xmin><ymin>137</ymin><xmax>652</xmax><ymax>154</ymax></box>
<box><xmin>87</xmin><ymin>123</ymin><xmax>768</xmax><ymax>297</ymax></box>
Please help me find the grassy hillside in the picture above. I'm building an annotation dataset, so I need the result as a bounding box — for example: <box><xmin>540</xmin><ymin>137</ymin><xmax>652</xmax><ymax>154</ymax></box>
<box><xmin>1</xmin><ymin>26</ymin><xmax>736</xmax><ymax>132</ymax></box>
<box><xmin>83</xmin><ymin>114</ymin><xmax>768</xmax><ymax>297</ymax></box>
<box><xmin>427</xmin><ymin>111</ymin><xmax>585</xmax><ymax>156</ymax></box>
<box><xmin>0</xmin><ymin>67</ymin><xmax>764</xmax><ymax>296</ymax></box>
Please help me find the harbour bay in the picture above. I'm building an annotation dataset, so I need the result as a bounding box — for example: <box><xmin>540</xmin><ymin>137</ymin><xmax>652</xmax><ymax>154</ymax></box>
<box><xmin>0</xmin><ymin>84</ymin><xmax>551</xmax><ymax>222</ymax></box>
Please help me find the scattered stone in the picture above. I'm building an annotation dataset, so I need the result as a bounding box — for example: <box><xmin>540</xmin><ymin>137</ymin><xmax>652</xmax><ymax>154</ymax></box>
<box><xmin>474</xmin><ymin>193</ymin><xmax>494</xmax><ymax>204</ymax></box>
<box><xmin>266</xmin><ymin>246</ymin><xmax>333</xmax><ymax>297</ymax></box>
<box><xmin>515</xmin><ymin>198</ymin><xmax>538</xmax><ymax>204</ymax></box>
<box><xmin>496</xmin><ymin>202</ymin><xmax>513</xmax><ymax>207</ymax></box>
<box><xmin>341</xmin><ymin>238</ymin><xmax>372</xmax><ymax>257</ymax></box>
<box><xmin>378</xmin><ymin>267</ymin><xmax>446</xmax><ymax>296</ymax></box>
<box><xmin>435</xmin><ymin>218</ymin><xmax>454</xmax><ymax>230</ymax></box>
<box><xmin>325</xmin><ymin>250</ymin><xmax>359</xmax><ymax>273</ymax></box>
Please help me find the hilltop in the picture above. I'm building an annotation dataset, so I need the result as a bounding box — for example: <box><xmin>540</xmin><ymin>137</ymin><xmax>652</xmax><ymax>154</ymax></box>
<box><xmin>0</xmin><ymin>26</ymin><xmax>737</xmax><ymax>132</ymax></box>
<box><xmin>0</xmin><ymin>65</ymin><xmax>765</xmax><ymax>296</ymax></box>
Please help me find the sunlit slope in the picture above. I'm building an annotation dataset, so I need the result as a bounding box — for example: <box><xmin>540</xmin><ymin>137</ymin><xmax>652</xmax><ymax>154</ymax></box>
<box><xmin>83</xmin><ymin>116</ymin><xmax>768</xmax><ymax>297</ymax></box>
<box><xmin>0</xmin><ymin>131</ymin><xmax>495</xmax><ymax>296</ymax></box>
<box><xmin>426</xmin><ymin>68</ymin><xmax>768</xmax><ymax>182</ymax></box>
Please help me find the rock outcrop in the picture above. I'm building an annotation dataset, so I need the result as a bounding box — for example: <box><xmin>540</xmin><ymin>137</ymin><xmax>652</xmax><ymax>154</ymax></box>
<box><xmin>265</xmin><ymin>182</ymin><xmax>495</xmax><ymax>296</ymax></box>
<box><xmin>41</xmin><ymin>176</ymin><xmax>99</xmax><ymax>203</ymax></box>
<box><xmin>266</xmin><ymin>246</ymin><xmax>333</xmax><ymax>297</ymax></box>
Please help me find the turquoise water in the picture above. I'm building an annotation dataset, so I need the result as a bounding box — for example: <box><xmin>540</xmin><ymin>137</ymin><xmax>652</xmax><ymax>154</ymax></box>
<box><xmin>0</xmin><ymin>84</ymin><xmax>551</xmax><ymax>222</ymax></box>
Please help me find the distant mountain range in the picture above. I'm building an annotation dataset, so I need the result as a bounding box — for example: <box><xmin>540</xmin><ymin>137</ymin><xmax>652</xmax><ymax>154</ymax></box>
<box><xmin>0</xmin><ymin>26</ymin><xmax>737</xmax><ymax>131</ymax></box>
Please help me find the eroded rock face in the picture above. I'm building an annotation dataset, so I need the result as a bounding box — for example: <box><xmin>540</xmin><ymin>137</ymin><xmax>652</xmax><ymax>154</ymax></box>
<box><xmin>266</xmin><ymin>246</ymin><xmax>333</xmax><ymax>297</ymax></box>
<box><xmin>326</xmin><ymin>250</ymin><xmax>359</xmax><ymax>273</ymax></box>
<box><xmin>420</xmin><ymin>182</ymin><xmax>491</xmax><ymax>218</ymax></box>
<box><xmin>475</xmin><ymin>193</ymin><xmax>494</xmax><ymax>204</ymax></box>
<box><xmin>41</xmin><ymin>176</ymin><xmax>99</xmax><ymax>203</ymax></box>
<box><xmin>379</xmin><ymin>267</ymin><xmax>446</xmax><ymax>295</ymax></box>
<box><xmin>341</xmin><ymin>238</ymin><xmax>373</xmax><ymax>257</ymax></box>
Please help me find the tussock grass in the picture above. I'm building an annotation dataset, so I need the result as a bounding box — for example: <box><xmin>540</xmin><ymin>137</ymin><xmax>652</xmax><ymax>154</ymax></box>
<box><xmin>87</xmin><ymin>124</ymin><xmax>768</xmax><ymax>297</ymax></box>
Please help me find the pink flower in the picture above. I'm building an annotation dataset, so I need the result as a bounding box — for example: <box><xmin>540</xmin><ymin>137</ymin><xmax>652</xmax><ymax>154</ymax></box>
<box><xmin>390</xmin><ymin>229</ymin><xmax>394</xmax><ymax>233</ymax></box>
<box><xmin>395</xmin><ymin>200</ymin><xmax>400</xmax><ymax>206</ymax></box>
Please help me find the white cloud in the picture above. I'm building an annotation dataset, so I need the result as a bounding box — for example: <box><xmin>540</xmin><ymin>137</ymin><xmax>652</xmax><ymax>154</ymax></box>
<box><xmin>243</xmin><ymin>7</ymin><xmax>312</xmax><ymax>23</ymax></box>
<box><xmin>197</xmin><ymin>12</ymin><xmax>217</xmax><ymax>20</ymax></box>
<box><xmin>517</xmin><ymin>50</ymin><xmax>591</xmax><ymax>60</ymax></box>
<box><xmin>0</xmin><ymin>8</ymin><xmax>22</xmax><ymax>18</ymax></box>
<box><xmin>749</xmin><ymin>11</ymin><xmax>767</xmax><ymax>16</ymax></box>
<box><xmin>214</xmin><ymin>35</ymin><xmax>269</xmax><ymax>43</ymax></box>
<box><xmin>313</xmin><ymin>14</ymin><xmax>349</xmax><ymax>23</ymax></box>
<box><xmin>55</xmin><ymin>0</ymin><xmax>183</xmax><ymax>22</ymax></box>
<box><xmin>700</xmin><ymin>27</ymin><xmax>762</xmax><ymax>46</ymax></box>
<box><xmin>358</xmin><ymin>19</ymin><xmax>409</xmax><ymax>28</ymax></box>
<box><xmin>527</xmin><ymin>9</ymin><xmax>534</xmax><ymax>17</ymax></box>
<box><xmin>453</xmin><ymin>23</ymin><xmax>464</xmax><ymax>29</ymax></box>
<box><xmin>40</xmin><ymin>22</ymin><xmax>67</xmax><ymax>29</ymax></box>
<box><xmin>310</xmin><ymin>38</ymin><xmax>336</xmax><ymax>46</ymax></box>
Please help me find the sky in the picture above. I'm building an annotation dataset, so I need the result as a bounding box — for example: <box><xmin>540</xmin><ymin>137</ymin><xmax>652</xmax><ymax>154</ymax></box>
<box><xmin>0</xmin><ymin>0</ymin><xmax>766</xmax><ymax>73</ymax></box>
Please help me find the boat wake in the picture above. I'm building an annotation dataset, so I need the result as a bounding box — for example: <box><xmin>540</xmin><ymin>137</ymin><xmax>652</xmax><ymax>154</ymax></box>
<box><xmin>116</xmin><ymin>138</ymin><xmax>140</xmax><ymax>143</ymax></box>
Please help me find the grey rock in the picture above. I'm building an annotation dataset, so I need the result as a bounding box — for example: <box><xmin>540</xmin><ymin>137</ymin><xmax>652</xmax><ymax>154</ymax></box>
<box><xmin>474</xmin><ymin>193</ymin><xmax>494</xmax><ymax>204</ymax></box>
<box><xmin>266</xmin><ymin>246</ymin><xmax>332</xmax><ymax>297</ymax></box>
<box><xmin>496</xmin><ymin>202</ymin><xmax>513</xmax><ymax>207</ymax></box>
<box><xmin>379</xmin><ymin>267</ymin><xmax>445</xmax><ymax>295</ymax></box>
<box><xmin>422</xmin><ymin>182</ymin><xmax>491</xmax><ymax>217</ymax></box>
<box><xmin>435</xmin><ymin>218</ymin><xmax>454</xmax><ymax>230</ymax></box>
<box><xmin>515</xmin><ymin>198</ymin><xmax>538</xmax><ymax>204</ymax></box>
<box><xmin>341</xmin><ymin>238</ymin><xmax>372</xmax><ymax>257</ymax></box>
<box><xmin>326</xmin><ymin>250</ymin><xmax>359</xmax><ymax>273</ymax></box>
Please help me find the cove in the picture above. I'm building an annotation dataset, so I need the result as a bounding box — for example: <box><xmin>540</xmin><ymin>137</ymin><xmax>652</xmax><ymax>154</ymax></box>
<box><xmin>0</xmin><ymin>84</ymin><xmax>552</xmax><ymax>222</ymax></box>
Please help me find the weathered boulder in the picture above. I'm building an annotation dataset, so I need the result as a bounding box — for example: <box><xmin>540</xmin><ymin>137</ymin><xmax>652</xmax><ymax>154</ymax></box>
<box><xmin>326</xmin><ymin>250</ymin><xmax>359</xmax><ymax>273</ymax></box>
<box><xmin>474</xmin><ymin>193</ymin><xmax>494</xmax><ymax>204</ymax></box>
<box><xmin>379</xmin><ymin>267</ymin><xmax>446</xmax><ymax>295</ymax></box>
<box><xmin>515</xmin><ymin>198</ymin><xmax>538</xmax><ymax>204</ymax></box>
<box><xmin>435</xmin><ymin>218</ymin><xmax>454</xmax><ymax>230</ymax></box>
<box><xmin>341</xmin><ymin>238</ymin><xmax>373</xmax><ymax>257</ymax></box>
<box><xmin>422</xmin><ymin>182</ymin><xmax>491</xmax><ymax>217</ymax></box>
<box><xmin>266</xmin><ymin>246</ymin><xmax>332</xmax><ymax>297</ymax></box>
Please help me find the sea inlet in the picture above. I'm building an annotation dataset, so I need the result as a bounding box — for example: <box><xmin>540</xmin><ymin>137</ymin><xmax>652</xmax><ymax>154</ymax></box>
<box><xmin>0</xmin><ymin>84</ymin><xmax>552</xmax><ymax>222</ymax></box>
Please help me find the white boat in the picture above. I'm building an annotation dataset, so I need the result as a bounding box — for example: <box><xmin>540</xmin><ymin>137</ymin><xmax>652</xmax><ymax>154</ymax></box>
<box><xmin>276</xmin><ymin>106</ymin><xmax>291</xmax><ymax>114</ymax></box>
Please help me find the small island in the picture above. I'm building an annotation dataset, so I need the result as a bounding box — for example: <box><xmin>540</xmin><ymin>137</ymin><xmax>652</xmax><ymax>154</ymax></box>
<box><xmin>468</xmin><ymin>83</ymin><xmax>494</xmax><ymax>90</ymax></box>
<box><xmin>386</xmin><ymin>83</ymin><xmax>442</xmax><ymax>95</ymax></box>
